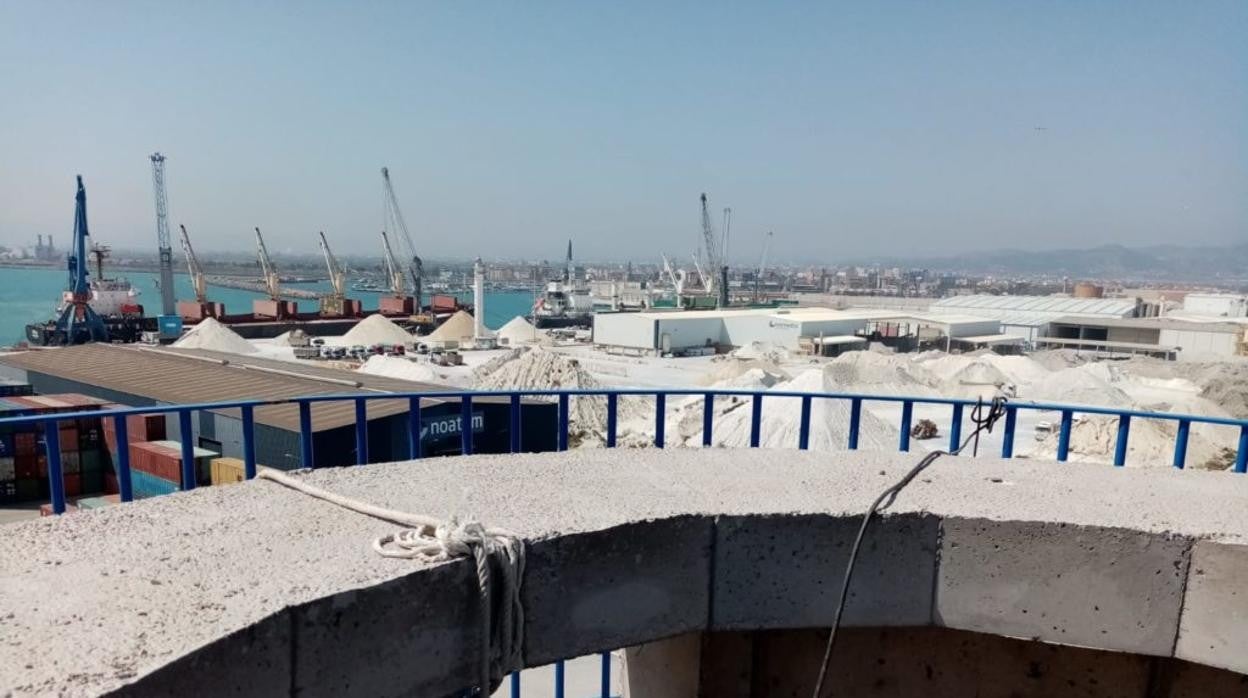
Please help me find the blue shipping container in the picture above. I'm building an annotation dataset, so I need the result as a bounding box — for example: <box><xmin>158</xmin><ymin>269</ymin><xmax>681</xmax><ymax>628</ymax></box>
<box><xmin>131</xmin><ymin>469</ymin><xmax>178</xmax><ymax>499</ymax></box>
<box><xmin>0</xmin><ymin>433</ymin><xmax>13</xmax><ymax>458</ymax></box>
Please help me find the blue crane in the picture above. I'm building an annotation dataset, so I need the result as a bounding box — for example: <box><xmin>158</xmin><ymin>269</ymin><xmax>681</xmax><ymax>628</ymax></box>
<box><xmin>55</xmin><ymin>176</ymin><xmax>108</xmax><ymax>344</ymax></box>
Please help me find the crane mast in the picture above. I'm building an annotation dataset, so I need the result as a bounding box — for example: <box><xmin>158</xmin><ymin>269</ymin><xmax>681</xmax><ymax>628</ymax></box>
<box><xmin>149</xmin><ymin>153</ymin><xmax>176</xmax><ymax>316</ymax></box>
<box><xmin>754</xmin><ymin>231</ymin><xmax>773</xmax><ymax>302</ymax></box>
<box><xmin>699</xmin><ymin>193</ymin><xmax>727</xmax><ymax>305</ymax></box>
<box><xmin>317</xmin><ymin>231</ymin><xmax>348</xmax><ymax>316</ymax></box>
<box><xmin>379</xmin><ymin>231</ymin><xmax>406</xmax><ymax>297</ymax></box>
<box><xmin>178</xmin><ymin>225</ymin><xmax>207</xmax><ymax>304</ymax></box>
<box><xmin>254</xmin><ymin>227</ymin><xmax>280</xmax><ymax>301</ymax></box>
<box><xmin>381</xmin><ymin>167</ymin><xmax>423</xmax><ymax>308</ymax></box>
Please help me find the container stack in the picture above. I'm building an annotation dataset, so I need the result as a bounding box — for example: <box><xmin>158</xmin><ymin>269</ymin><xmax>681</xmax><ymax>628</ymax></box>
<box><xmin>100</xmin><ymin>407</ymin><xmax>168</xmax><ymax>495</ymax></box>
<box><xmin>209</xmin><ymin>457</ymin><xmax>246</xmax><ymax>485</ymax></box>
<box><xmin>0</xmin><ymin>393</ymin><xmax>107</xmax><ymax>504</ymax></box>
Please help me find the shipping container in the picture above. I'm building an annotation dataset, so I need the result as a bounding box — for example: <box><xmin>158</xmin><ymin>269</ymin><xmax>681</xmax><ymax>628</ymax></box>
<box><xmin>0</xmin><ymin>380</ymin><xmax>33</xmax><ymax>398</ymax></box>
<box><xmin>15</xmin><ymin>478</ymin><xmax>38</xmax><ymax>501</ymax></box>
<box><xmin>103</xmin><ymin>472</ymin><xmax>119</xmax><ymax>495</ymax></box>
<box><xmin>14</xmin><ymin>455</ymin><xmax>36</xmax><ymax>480</ymax></box>
<box><xmin>0</xmin><ymin>457</ymin><xmax>13</xmax><ymax>481</ymax></box>
<box><xmin>81</xmin><ymin>469</ymin><xmax>104</xmax><ymax>494</ymax></box>
<box><xmin>0</xmin><ymin>480</ymin><xmax>16</xmax><ymax>503</ymax></box>
<box><xmin>0</xmin><ymin>433</ymin><xmax>13</xmax><ymax>458</ymax></box>
<box><xmin>129</xmin><ymin>442</ymin><xmax>182</xmax><ymax>483</ymax></box>
<box><xmin>130</xmin><ymin>469</ymin><xmax>178</xmax><ymax>499</ymax></box>
<box><xmin>14</xmin><ymin>433</ymin><xmax>35</xmax><ymax>456</ymax></box>
<box><xmin>77</xmin><ymin>494</ymin><xmax>120</xmax><ymax>510</ymax></box>
<box><xmin>209</xmin><ymin>457</ymin><xmax>246</xmax><ymax>485</ymax></box>
<box><xmin>62</xmin><ymin>451</ymin><xmax>81</xmax><ymax>474</ymax></box>
<box><xmin>63</xmin><ymin>473</ymin><xmax>81</xmax><ymax>497</ymax></box>
<box><xmin>148</xmin><ymin>440</ymin><xmax>218</xmax><ymax>486</ymax></box>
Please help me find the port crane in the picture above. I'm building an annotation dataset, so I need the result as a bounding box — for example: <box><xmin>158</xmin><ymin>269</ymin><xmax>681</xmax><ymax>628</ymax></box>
<box><xmin>149</xmin><ymin>153</ymin><xmax>176</xmax><ymax>318</ymax></box>
<box><xmin>52</xmin><ymin>176</ymin><xmax>108</xmax><ymax>344</ymax></box>
<box><xmin>318</xmin><ymin>231</ymin><xmax>347</xmax><ymax>316</ymax></box>
<box><xmin>754</xmin><ymin>231</ymin><xmax>773</xmax><ymax>302</ymax></box>
<box><xmin>178</xmin><ymin>225</ymin><xmax>207</xmax><ymax>304</ymax></box>
<box><xmin>381</xmin><ymin>167</ymin><xmax>423</xmax><ymax>308</ymax></box>
<box><xmin>699</xmin><ymin>193</ymin><xmax>727</xmax><ymax>306</ymax></box>
<box><xmin>254</xmin><ymin>227</ymin><xmax>281</xmax><ymax>301</ymax></box>
<box><xmin>379</xmin><ymin>231</ymin><xmax>406</xmax><ymax>297</ymax></box>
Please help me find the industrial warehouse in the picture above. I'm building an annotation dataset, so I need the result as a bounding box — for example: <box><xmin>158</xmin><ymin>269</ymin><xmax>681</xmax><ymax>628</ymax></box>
<box><xmin>0</xmin><ymin>345</ymin><xmax>557</xmax><ymax>470</ymax></box>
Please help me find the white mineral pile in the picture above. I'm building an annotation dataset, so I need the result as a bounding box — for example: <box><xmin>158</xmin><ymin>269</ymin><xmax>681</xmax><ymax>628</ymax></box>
<box><xmin>730</xmin><ymin>341</ymin><xmax>792</xmax><ymax>363</ymax></box>
<box><xmin>340</xmin><ymin>314</ymin><xmax>413</xmax><ymax>347</ymax></box>
<box><xmin>474</xmin><ymin>347</ymin><xmax>644</xmax><ymax>445</ymax></box>
<box><xmin>357</xmin><ymin>355</ymin><xmax>439</xmax><ymax>383</ymax></box>
<box><xmin>668</xmin><ymin>368</ymin><xmax>787</xmax><ymax>444</ymax></box>
<box><xmin>171</xmin><ymin>318</ymin><xmax>257</xmax><ymax>354</ymax></box>
<box><xmin>496</xmin><ymin>315</ymin><xmax>545</xmax><ymax>346</ymax></box>
<box><xmin>1030</xmin><ymin>412</ymin><xmax>1238</xmax><ymax>470</ymax></box>
<box><xmin>824</xmin><ymin>350</ymin><xmax>942</xmax><ymax>397</ymax></box>
<box><xmin>427</xmin><ymin>310</ymin><xmax>479</xmax><ymax>343</ymax></box>
<box><xmin>710</xmin><ymin>368</ymin><xmax>899</xmax><ymax>451</ymax></box>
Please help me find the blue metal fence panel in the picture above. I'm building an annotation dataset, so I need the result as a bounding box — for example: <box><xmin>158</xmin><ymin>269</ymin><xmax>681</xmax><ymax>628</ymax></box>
<box><xmin>654</xmin><ymin>394</ymin><xmax>666</xmax><ymax>448</ymax></box>
<box><xmin>848</xmin><ymin>398</ymin><xmax>862</xmax><ymax>450</ymax></box>
<box><xmin>606</xmin><ymin>394</ymin><xmax>618</xmax><ymax>448</ymax></box>
<box><xmin>45</xmin><ymin>419</ymin><xmax>65</xmax><ymax>514</ymax></box>
<box><xmin>241</xmin><ymin>405</ymin><xmax>257</xmax><ymax>479</ymax></box>
<box><xmin>750</xmin><ymin>394</ymin><xmax>763</xmax><ymax>448</ymax></box>
<box><xmin>1000</xmin><ymin>406</ymin><xmax>1017</xmax><ymax>459</ymax></box>
<box><xmin>1173</xmin><ymin>419</ymin><xmax>1190</xmax><ymax>470</ymax></box>
<box><xmin>702</xmin><ymin>394</ymin><xmax>714</xmax><ymax>447</ymax></box>
<box><xmin>899</xmin><ymin>400</ymin><xmax>913</xmax><ymax>453</ymax></box>
<box><xmin>354</xmin><ymin>399</ymin><xmax>368</xmax><ymax>465</ymax></box>
<box><xmin>1057</xmin><ymin>410</ymin><xmax>1073</xmax><ymax>462</ymax></box>
<box><xmin>408</xmin><ymin>397</ymin><xmax>422</xmax><ymax>460</ymax></box>
<box><xmin>798</xmin><ymin>396</ymin><xmax>812</xmax><ymax>450</ymax></box>
<box><xmin>948</xmin><ymin>403</ymin><xmax>963</xmax><ymax>453</ymax></box>
<box><xmin>178</xmin><ymin>410</ymin><xmax>195</xmax><ymax>489</ymax></box>
<box><xmin>1114</xmin><ymin>415</ymin><xmax>1131</xmax><ymax>467</ymax></box>
<box><xmin>299</xmin><ymin>401</ymin><xmax>313</xmax><ymax>467</ymax></box>
<box><xmin>460</xmin><ymin>396</ymin><xmax>474</xmax><ymax>455</ymax></box>
<box><xmin>113</xmin><ymin>414</ymin><xmax>133</xmax><ymax>502</ymax></box>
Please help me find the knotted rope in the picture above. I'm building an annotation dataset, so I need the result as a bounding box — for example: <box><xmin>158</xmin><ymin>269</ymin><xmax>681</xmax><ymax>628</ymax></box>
<box><xmin>257</xmin><ymin>468</ymin><xmax>524</xmax><ymax>694</ymax></box>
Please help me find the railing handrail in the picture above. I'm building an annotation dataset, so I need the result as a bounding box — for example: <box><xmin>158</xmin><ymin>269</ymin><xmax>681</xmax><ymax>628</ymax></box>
<box><xmin>3</xmin><ymin>387</ymin><xmax>1247</xmax><ymax>430</ymax></box>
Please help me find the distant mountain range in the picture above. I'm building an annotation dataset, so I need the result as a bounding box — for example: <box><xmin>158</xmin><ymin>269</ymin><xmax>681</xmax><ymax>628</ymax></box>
<box><xmin>853</xmin><ymin>243</ymin><xmax>1248</xmax><ymax>282</ymax></box>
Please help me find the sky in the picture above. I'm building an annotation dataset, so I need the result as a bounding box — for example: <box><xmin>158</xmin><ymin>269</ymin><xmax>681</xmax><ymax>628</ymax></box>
<box><xmin>1</xmin><ymin>1</ymin><xmax>1245</xmax><ymax>264</ymax></box>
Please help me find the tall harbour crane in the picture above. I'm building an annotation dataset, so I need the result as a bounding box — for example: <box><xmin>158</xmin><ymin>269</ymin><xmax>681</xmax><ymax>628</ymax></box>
<box><xmin>754</xmin><ymin>231</ymin><xmax>773</xmax><ymax>302</ymax></box>
<box><xmin>699</xmin><ymin>193</ymin><xmax>727</xmax><ymax>305</ymax></box>
<box><xmin>318</xmin><ymin>231</ymin><xmax>347</xmax><ymax>316</ymax></box>
<box><xmin>381</xmin><ymin>167</ymin><xmax>423</xmax><ymax>308</ymax></box>
<box><xmin>178</xmin><ymin>225</ymin><xmax>207</xmax><ymax>304</ymax></box>
<box><xmin>254</xmin><ymin>227</ymin><xmax>280</xmax><ymax>301</ymax></box>
<box><xmin>149</xmin><ymin>153</ymin><xmax>176</xmax><ymax>317</ymax></box>
<box><xmin>380</xmin><ymin>231</ymin><xmax>406</xmax><ymax>297</ymax></box>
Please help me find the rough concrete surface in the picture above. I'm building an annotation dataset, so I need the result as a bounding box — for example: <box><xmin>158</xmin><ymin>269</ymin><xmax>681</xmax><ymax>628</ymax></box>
<box><xmin>1174</xmin><ymin>541</ymin><xmax>1248</xmax><ymax>674</ymax></box>
<box><xmin>1</xmin><ymin>448</ymin><xmax>1246</xmax><ymax>696</ymax></box>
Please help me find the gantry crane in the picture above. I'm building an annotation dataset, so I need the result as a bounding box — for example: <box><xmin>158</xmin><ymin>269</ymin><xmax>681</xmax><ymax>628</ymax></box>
<box><xmin>149</xmin><ymin>153</ymin><xmax>176</xmax><ymax>319</ymax></box>
<box><xmin>318</xmin><ymin>231</ymin><xmax>348</xmax><ymax>316</ymax></box>
<box><xmin>48</xmin><ymin>176</ymin><xmax>108</xmax><ymax>344</ymax></box>
<box><xmin>381</xmin><ymin>167</ymin><xmax>423</xmax><ymax>309</ymax></box>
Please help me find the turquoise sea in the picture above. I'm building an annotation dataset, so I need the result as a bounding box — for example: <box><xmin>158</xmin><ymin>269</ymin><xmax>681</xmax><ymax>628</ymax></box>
<box><xmin>0</xmin><ymin>266</ymin><xmax>536</xmax><ymax>344</ymax></box>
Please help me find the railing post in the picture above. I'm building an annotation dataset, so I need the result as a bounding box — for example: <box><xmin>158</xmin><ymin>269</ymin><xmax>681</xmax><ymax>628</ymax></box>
<box><xmin>555</xmin><ymin>659</ymin><xmax>566</xmax><ymax>698</ymax></box>
<box><xmin>354</xmin><ymin>398</ymin><xmax>368</xmax><ymax>465</ymax></box>
<box><xmin>654</xmin><ymin>393</ymin><xmax>666</xmax><ymax>448</ymax></box>
<box><xmin>1057</xmin><ymin>410</ymin><xmax>1073</xmax><ymax>462</ymax></box>
<box><xmin>750</xmin><ymin>394</ymin><xmax>763</xmax><ymax>448</ymax></box>
<box><xmin>241</xmin><ymin>404</ymin><xmax>257</xmax><ymax>479</ymax></box>
<box><xmin>1172</xmin><ymin>419</ymin><xmax>1190</xmax><ymax>470</ymax></box>
<box><xmin>298</xmin><ymin>401</ymin><xmax>314</xmax><ymax>468</ymax></box>
<box><xmin>1000</xmin><ymin>406</ymin><xmax>1017</xmax><ymax>459</ymax></box>
<box><xmin>44</xmin><ymin>419</ymin><xmax>65</xmax><ymax>514</ymax></box>
<box><xmin>848</xmin><ymin>398</ymin><xmax>862</xmax><ymax>450</ymax></box>
<box><xmin>606</xmin><ymin>393</ymin><xmax>618</xmax><ymax>448</ymax></box>
<box><xmin>948</xmin><ymin>403</ymin><xmax>963</xmax><ymax>453</ymax></box>
<box><xmin>179</xmin><ymin>409</ymin><xmax>196</xmax><ymax>489</ymax></box>
<box><xmin>557</xmin><ymin>394</ymin><xmax>569</xmax><ymax>451</ymax></box>
<box><xmin>899</xmin><ymin>400</ymin><xmax>913</xmax><ymax>453</ymax></box>
<box><xmin>600</xmin><ymin>651</ymin><xmax>611</xmax><ymax>698</ymax></box>
<box><xmin>799</xmin><ymin>395</ymin><xmax>812</xmax><ymax>450</ymax></box>
<box><xmin>702</xmin><ymin>394</ymin><xmax>714</xmax><ymax>447</ymax></box>
<box><xmin>509</xmin><ymin>671</ymin><xmax>520</xmax><ymax>698</ymax></box>
<box><xmin>408</xmin><ymin>397</ymin><xmax>422</xmax><ymax>460</ymax></box>
<box><xmin>509</xmin><ymin>393</ymin><xmax>522</xmax><ymax>453</ymax></box>
<box><xmin>460</xmin><ymin>395</ymin><xmax>474</xmax><ymax>455</ymax></box>
<box><xmin>1234</xmin><ymin>425</ymin><xmax>1247</xmax><ymax>474</ymax></box>
<box><xmin>113</xmin><ymin>414</ymin><xmax>133</xmax><ymax>502</ymax></box>
<box><xmin>1114</xmin><ymin>414</ymin><xmax>1131</xmax><ymax>467</ymax></box>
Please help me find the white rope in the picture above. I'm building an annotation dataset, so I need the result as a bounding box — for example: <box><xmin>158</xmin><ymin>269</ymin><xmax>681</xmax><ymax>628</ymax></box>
<box><xmin>257</xmin><ymin>468</ymin><xmax>525</xmax><ymax>694</ymax></box>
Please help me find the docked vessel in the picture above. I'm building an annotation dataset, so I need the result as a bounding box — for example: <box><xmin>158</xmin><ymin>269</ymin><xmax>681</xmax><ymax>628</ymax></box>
<box><xmin>532</xmin><ymin>240</ymin><xmax>593</xmax><ymax>328</ymax></box>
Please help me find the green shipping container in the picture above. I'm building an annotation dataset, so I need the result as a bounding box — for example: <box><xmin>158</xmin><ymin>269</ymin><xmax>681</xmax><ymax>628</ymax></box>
<box><xmin>81</xmin><ymin>469</ymin><xmax>105</xmax><ymax>494</ymax></box>
<box><xmin>81</xmin><ymin>450</ymin><xmax>103</xmax><ymax>474</ymax></box>
<box><xmin>15</xmin><ymin>478</ymin><xmax>38</xmax><ymax>501</ymax></box>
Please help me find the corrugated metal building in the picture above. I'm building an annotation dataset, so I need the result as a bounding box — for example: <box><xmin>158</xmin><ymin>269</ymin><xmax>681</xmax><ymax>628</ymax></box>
<box><xmin>929</xmin><ymin>295</ymin><xmax>1139</xmax><ymax>343</ymax></box>
<box><xmin>0</xmin><ymin>345</ymin><xmax>557</xmax><ymax>468</ymax></box>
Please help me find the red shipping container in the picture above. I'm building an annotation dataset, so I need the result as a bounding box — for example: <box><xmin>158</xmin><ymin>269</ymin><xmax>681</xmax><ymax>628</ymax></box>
<box><xmin>379</xmin><ymin>296</ymin><xmax>414</xmax><ymax>315</ymax></box>
<box><xmin>129</xmin><ymin>442</ymin><xmax>182</xmax><ymax>484</ymax></box>
<box><xmin>64</xmin><ymin>473</ymin><xmax>81</xmax><ymax>497</ymax></box>
<box><xmin>36</xmin><ymin>455</ymin><xmax>47</xmax><ymax>478</ymax></box>
<box><xmin>14</xmin><ymin>433</ymin><xmax>36</xmax><ymax>456</ymax></box>
<box><xmin>56</xmin><ymin>428</ymin><xmax>79</xmax><ymax>452</ymax></box>
<box><xmin>104</xmin><ymin>472</ymin><xmax>119</xmax><ymax>495</ymax></box>
<box><xmin>15</xmin><ymin>455</ymin><xmax>36</xmax><ymax>480</ymax></box>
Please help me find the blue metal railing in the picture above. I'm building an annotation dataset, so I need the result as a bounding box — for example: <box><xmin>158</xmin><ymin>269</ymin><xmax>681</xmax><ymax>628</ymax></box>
<box><xmin>3</xmin><ymin>387</ymin><xmax>1248</xmax><ymax>698</ymax></box>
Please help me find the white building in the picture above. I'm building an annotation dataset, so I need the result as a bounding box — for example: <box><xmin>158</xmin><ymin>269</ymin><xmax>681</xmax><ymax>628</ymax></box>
<box><xmin>929</xmin><ymin>295</ymin><xmax>1139</xmax><ymax>343</ymax></box>
<box><xmin>1181</xmin><ymin>293</ymin><xmax>1248</xmax><ymax>319</ymax></box>
<box><xmin>1042</xmin><ymin>316</ymin><xmax>1248</xmax><ymax>361</ymax></box>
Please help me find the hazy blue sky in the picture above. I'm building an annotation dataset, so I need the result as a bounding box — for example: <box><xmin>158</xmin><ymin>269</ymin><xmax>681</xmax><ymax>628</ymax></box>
<box><xmin>1</xmin><ymin>1</ymin><xmax>1244</xmax><ymax>263</ymax></box>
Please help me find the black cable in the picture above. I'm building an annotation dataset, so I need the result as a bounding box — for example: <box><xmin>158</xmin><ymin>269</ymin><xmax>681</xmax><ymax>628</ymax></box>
<box><xmin>811</xmin><ymin>396</ymin><xmax>1007</xmax><ymax>698</ymax></box>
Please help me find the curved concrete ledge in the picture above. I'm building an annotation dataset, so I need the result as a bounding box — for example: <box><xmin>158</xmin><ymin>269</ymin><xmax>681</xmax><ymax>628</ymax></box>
<box><xmin>1</xmin><ymin>449</ymin><xmax>1245</xmax><ymax>696</ymax></box>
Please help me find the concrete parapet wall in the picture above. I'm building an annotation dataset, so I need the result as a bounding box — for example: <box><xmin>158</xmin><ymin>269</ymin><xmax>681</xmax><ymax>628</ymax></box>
<box><xmin>1</xmin><ymin>449</ymin><xmax>1246</xmax><ymax>696</ymax></box>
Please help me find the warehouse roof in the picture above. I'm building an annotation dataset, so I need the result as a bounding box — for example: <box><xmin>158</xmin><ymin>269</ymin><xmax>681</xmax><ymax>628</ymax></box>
<box><xmin>1047</xmin><ymin>316</ymin><xmax>1244</xmax><ymax>334</ymax></box>
<box><xmin>0</xmin><ymin>344</ymin><xmax>476</xmax><ymax>433</ymax></box>
<box><xmin>930</xmin><ymin>294</ymin><xmax>1138</xmax><ymax>328</ymax></box>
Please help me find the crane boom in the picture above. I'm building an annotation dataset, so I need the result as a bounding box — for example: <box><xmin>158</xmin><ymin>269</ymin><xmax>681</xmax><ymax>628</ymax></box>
<box><xmin>381</xmin><ymin>167</ymin><xmax>423</xmax><ymax>305</ymax></box>
<box><xmin>380</xmin><ymin>231</ymin><xmax>406</xmax><ymax>297</ymax></box>
<box><xmin>318</xmin><ymin>231</ymin><xmax>345</xmax><ymax>297</ymax></box>
<box><xmin>178</xmin><ymin>224</ymin><xmax>207</xmax><ymax>304</ymax></box>
<box><xmin>754</xmin><ymin>231</ymin><xmax>773</xmax><ymax>302</ymax></box>
<box><xmin>149</xmin><ymin>153</ymin><xmax>176</xmax><ymax>316</ymax></box>
<box><xmin>699</xmin><ymin>193</ymin><xmax>721</xmax><ymax>297</ymax></box>
<box><xmin>254</xmin><ymin>227</ymin><xmax>280</xmax><ymax>300</ymax></box>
